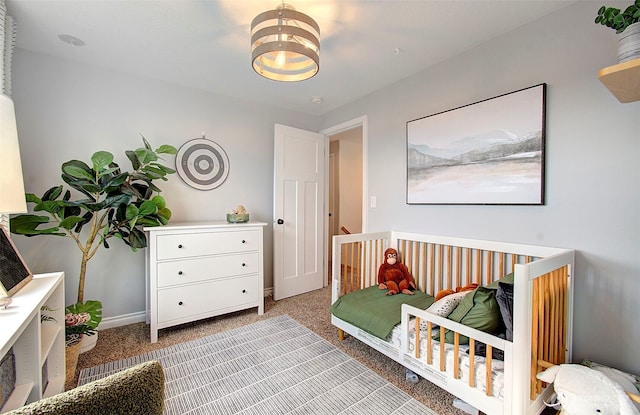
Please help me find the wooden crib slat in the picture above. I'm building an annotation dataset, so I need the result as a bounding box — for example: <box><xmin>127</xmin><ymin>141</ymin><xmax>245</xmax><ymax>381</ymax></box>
<box><xmin>454</xmin><ymin>333</ymin><xmax>460</xmax><ymax>380</ymax></box>
<box><xmin>486</xmin><ymin>345</ymin><xmax>493</xmax><ymax>396</ymax></box>
<box><xmin>445</xmin><ymin>246</ymin><xmax>452</xmax><ymax>289</ymax></box>
<box><xmin>429</xmin><ymin>243</ymin><xmax>442</xmax><ymax>295</ymax></box>
<box><xmin>349</xmin><ymin>242</ymin><xmax>356</xmax><ymax>292</ymax></box>
<box><xmin>486</xmin><ymin>251</ymin><xmax>493</xmax><ymax>285</ymax></box>
<box><xmin>440</xmin><ymin>327</ymin><xmax>446</xmax><ymax>372</ymax></box>
<box><xmin>427</xmin><ymin>322</ymin><xmax>433</xmax><ymax>365</ymax></box>
<box><xmin>419</xmin><ymin>242</ymin><xmax>427</xmax><ymax>293</ymax></box>
<box><xmin>455</xmin><ymin>247</ymin><xmax>462</xmax><ymax>288</ymax></box>
<box><xmin>560</xmin><ymin>266</ymin><xmax>568</xmax><ymax>363</ymax></box>
<box><xmin>465</xmin><ymin>248</ymin><xmax>472</xmax><ymax>286</ymax></box>
<box><xmin>550</xmin><ymin>271</ymin><xmax>558</xmax><ymax>368</ymax></box>
<box><xmin>469</xmin><ymin>339</ymin><xmax>476</xmax><ymax>388</ymax></box>
<box><xmin>531</xmin><ymin>277</ymin><xmax>540</xmax><ymax>400</ymax></box>
<box><xmin>475</xmin><ymin>250</ymin><xmax>481</xmax><ymax>284</ymax></box>
<box><xmin>415</xmin><ymin>318</ymin><xmax>421</xmax><ymax>359</ymax></box>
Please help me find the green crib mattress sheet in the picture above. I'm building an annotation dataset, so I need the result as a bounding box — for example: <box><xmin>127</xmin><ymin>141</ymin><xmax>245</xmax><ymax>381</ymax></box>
<box><xmin>330</xmin><ymin>286</ymin><xmax>434</xmax><ymax>339</ymax></box>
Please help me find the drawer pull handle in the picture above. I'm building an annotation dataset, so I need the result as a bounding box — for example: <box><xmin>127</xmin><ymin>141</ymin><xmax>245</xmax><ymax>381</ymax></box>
<box><xmin>178</xmin><ymin>244</ymin><xmax>183</xmax><ymax>249</ymax></box>
<box><xmin>178</xmin><ymin>301</ymin><xmax>183</xmax><ymax>306</ymax></box>
<box><xmin>242</xmin><ymin>263</ymin><xmax>246</xmax><ymax>267</ymax></box>
<box><xmin>242</xmin><ymin>289</ymin><xmax>246</xmax><ymax>294</ymax></box>
<box><xmin>178</xmin><ymin>271</ymin><xmax>183</xmax><ymax>275</ymax></box>
<box><xmin>242</xmin><ymin>240</ymin><xmax>246</xmax><ymax>244</ymax></box>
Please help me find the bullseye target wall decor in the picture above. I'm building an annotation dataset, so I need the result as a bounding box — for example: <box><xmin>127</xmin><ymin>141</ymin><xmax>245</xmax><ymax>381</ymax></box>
<box><xmin>176</xmin><ymin>137</ymin><xmax>229</xmax><ymax>190</ymax></box>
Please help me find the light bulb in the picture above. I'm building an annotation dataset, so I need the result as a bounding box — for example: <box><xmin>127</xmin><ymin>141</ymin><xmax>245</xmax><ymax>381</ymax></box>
<box><xmin>276</xmin><ymin>50</ymin><xmax>286</xmax><ymax>67</ymax></box>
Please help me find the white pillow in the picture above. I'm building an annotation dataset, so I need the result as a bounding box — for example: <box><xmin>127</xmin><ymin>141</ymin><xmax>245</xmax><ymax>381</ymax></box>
<box><xmin>426</xmin><ymin>290</ymin><xmax>471</xmax><ymax>318</ymax></box>
<box><xmin>417</xmin><ymin>291</ymin><xmax>471</xmax><ymax>332</ymax></box>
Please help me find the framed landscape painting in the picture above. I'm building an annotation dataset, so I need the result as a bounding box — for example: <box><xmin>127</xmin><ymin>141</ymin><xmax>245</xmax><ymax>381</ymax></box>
<box><xmin>407</xmin><ymin>84</ymin><xmax>546</xmax><ymax>205</ymax></box>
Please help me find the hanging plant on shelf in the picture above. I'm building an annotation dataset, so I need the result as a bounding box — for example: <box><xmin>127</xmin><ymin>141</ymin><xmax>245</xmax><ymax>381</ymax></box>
<box><xmin>11</xmin><ymin>137</ymin><xmax>177</xmax><ymax>344</ymax></box>
<box><xmin>595</xmin><ymin>1</ymin><xmax>640</xmax><ymax>34</ymax></box>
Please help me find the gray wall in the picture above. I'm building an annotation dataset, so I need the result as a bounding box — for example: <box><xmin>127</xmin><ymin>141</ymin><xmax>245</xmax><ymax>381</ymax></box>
<box><xmin>320</xmin><ymin>2</ymin><xmax>640</xmax><ymax>374</ymax></box>
<box><xmin>11</xmin><ymin>50</ymin><xmax>318</xmax><ymax>321</ymax></box>
<box><xmin>10</xmin><ymin>1</ymin><xmax>640</xmax><ymax>375</ymax></box>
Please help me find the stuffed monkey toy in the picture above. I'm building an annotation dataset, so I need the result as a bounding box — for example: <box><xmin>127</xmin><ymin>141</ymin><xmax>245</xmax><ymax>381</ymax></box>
<box><xmin>377</xmin><ymin>248</ymin><xmax>417</xmax><ymax>295</ymax></box>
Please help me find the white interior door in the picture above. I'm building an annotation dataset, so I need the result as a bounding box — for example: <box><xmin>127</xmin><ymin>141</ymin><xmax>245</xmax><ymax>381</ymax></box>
<box><xmin>273</xmin><ymin>124</ymin><xmax>325</xmax><ymax>300</ymax></box>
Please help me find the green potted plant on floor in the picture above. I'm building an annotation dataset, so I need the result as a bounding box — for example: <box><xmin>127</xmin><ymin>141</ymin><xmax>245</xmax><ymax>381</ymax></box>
<box><xmin>11</xmin><ymin>137</ymin><xmax>177</xmax><ymax>352</ymax></box>
<box><xmin>595</xmin><ymin>1</ymin><xmax>640</xmax><ymax>62</ymax></box>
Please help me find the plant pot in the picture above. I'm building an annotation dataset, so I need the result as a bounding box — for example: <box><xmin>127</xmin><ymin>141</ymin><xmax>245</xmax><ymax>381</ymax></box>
<box><xmin>618</xmin><ymin>22</ymin><xmax>640</xmax><ymax>63</ymax></box>
<box><xmin>65</xmin><ymin>337</ymin><xmax>83</xmax><ymax>390</ymax></box>
<box><xmin>80</xmin><ymin>331</ymin><xmax>98</xmax><ymax>353</ymax></box>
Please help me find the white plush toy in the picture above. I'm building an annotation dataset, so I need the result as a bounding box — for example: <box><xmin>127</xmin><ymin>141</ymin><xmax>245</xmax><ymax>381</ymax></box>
<box><xmin>537</xmin><ymin>364</ymin><xmax>640</xmax><ymax>415</ymax></box>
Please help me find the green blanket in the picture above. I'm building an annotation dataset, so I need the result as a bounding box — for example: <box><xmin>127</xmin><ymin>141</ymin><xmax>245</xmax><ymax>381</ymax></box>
<box><xmin>330</xmin><ymin>286</ymin><xmax>434</xmax><ymax>339</ymax></box>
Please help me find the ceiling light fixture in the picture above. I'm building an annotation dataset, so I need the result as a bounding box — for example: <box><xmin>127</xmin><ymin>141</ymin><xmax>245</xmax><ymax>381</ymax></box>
<box><xmin>251</xmin><ymin>3</ymin><xmax>320</xmax><ymax>82</ymax></box>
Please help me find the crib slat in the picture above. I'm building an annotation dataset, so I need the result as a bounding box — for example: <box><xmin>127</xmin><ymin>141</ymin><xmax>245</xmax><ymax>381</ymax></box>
<box><xmin>454</xmin><ymin>333</ymin><xmax>460</xmax><ymax>380</ymax></box>
<box><xmin>418</xmin><ymin>243</ymin><xmax>427</xmax><ymax>292</ymax></box>
<box><xmin>560</xmin><ymin>266</ymin><xmax>568</xmax><ymax>363</ymax></box>
<box><xmin>486</xmin><ymin>251</ymin><xmax>493</xmax><ymax>285</ymax></box>
<box><xmin>465</xmin><ymin>248</ymin><xmax>472</xmax><ymax>286</ymax></box>
<box><xmin>415</xmin><ymin>318</ymin><xmax>421</xmax><ymax>359</ymax></box>
<box><xmin>429</xmin><ymin>244</ymin><xmax>436</xmax><ymax>295</ymax></box>
<box><xmin>486</xmin><ymin>345</ymin><xmax>493</xmax><ymax>396</ymax></box>
<box><xmin>531</xmin><ymin>277</ymin><xmax>540</xmax><ymax>400</ymax></box>
<box><xmin>469</xmin><ymin>339</ymin><xmax>476</xmax><ymax>388</ymax></box>
<box><xmin>427</xmin><ymin>322</ymin><xmax>433</xmax><ymax>365</ymax></box>
<box><xmin>455</xmin><ymin>247</ymin><xmax>462</xmax><ymax>288</ymax></box>
<box><xmin>440</xmin><ymin>327</ymin><xmax>446</xmax><ymax>372</ymax></box>
<box><xmin>446</xmin><ymin>246</ymin><xmax>452</xmax><ymax>289</ymax></box>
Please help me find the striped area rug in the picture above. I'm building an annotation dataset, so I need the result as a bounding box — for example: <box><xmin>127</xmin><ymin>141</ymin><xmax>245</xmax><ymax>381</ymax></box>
<box><xmin>78</xmin><ymin>315</ymin><xmax>436</xmax><ymax>415</ymax></box>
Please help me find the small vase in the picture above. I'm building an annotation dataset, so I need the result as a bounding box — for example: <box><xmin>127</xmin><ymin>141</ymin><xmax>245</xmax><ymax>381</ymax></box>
<box><xmin>617</xmin><ymin>22</ymin><xmax>640</xmax><ymax>63</ymax></box>
<box><xmin>80</xmin><ymin>331</ymin><xmax>98</xmax><ymax>353</ymax></box>
<box><xmin>65</xmin><ymin>336</ymin><xmax>83</xmax><ymax>390</ymax></box>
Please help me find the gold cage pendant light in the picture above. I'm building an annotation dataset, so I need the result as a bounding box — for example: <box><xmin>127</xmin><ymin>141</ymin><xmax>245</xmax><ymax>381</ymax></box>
<box><xmin>251</xmin><ymin>3</ymin><xmax>320</xmax><ymax>82</ymax></box>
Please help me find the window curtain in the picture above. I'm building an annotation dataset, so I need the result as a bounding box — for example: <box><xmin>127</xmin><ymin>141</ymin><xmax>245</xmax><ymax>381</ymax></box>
<box><xmin>0</xmin><ymin>3</ymin><xmax>17</xmax><ymax>401</ymax></box>
<box><xmin>0</xmin><ymin>0</ymin><xmax>16</xmax><ymax>96</ymax></box>
<box><xmin>0</xmin><ymin>0</ymin><xmax>16</xmax><ymax>230</ymax></box>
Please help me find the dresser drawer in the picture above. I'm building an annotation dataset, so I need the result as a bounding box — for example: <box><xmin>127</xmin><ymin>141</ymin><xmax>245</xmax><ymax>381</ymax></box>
<box><xmin>156</xmin><ymin>230</ymin><xmax>259</xmax><ymax>260</ymax></box>
<box><xmin>156</xmin><ymin>253</ymin><xmax>259</xmax><ymax>287</ymax></box>
<box><xmin>156</xmin><ymin>276</ymin><xmax>259</xmax><ymax>323</ymax></box>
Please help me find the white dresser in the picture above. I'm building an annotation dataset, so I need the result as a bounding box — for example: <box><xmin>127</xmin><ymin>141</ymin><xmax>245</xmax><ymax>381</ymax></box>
<box><xmin>145</xmin><ymin>222</ymin><xmax>266</xmax><ymax>343</ymax></box>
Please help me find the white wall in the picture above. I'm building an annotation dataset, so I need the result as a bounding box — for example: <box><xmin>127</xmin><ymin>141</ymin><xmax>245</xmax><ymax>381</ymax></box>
<box><xmin>11</xmin><ymin>50</ymin><xmax>318</xmax><ymax>320</ymax></box>
<box><xmin>321</xmin><ymin>2</ymin><xmax>640</xmax><ymax>374</ymax></box>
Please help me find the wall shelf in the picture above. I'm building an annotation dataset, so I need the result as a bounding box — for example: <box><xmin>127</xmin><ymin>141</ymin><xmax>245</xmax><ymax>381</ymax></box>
<box><xmin>598</xmin><ymin>58</ymin><xmax>640</xmax><ymax>103</ymax></box>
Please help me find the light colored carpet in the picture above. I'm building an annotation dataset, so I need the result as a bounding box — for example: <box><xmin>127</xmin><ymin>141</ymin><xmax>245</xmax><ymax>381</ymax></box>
<box><xmin>79</xmin><ymin>315</ymin><xmax>437</xmax><ymax>415</ymax></box>
<box><xmin>74</xmin><ymin>286</ymin><xmax>467</xmax><ymax>415</ymax></box>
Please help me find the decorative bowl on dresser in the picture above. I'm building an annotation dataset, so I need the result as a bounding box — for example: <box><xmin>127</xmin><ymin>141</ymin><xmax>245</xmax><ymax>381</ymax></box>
<box><xmin>144</xmin><ymin>221</ymin><xmax>267</xmax><ymax>343</ymax></box>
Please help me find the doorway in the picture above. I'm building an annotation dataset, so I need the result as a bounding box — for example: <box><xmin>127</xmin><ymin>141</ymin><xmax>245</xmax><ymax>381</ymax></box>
<box><xmin>321</xmin><ymin>116</ymin><xmax>367</xmax><ymax>286</ymax></box>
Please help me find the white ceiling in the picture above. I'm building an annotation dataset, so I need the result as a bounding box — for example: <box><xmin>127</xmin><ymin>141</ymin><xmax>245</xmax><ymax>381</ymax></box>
<box><xmin>6</xmin><ymin>0</ymin><xmax>577</xmax><ymax>116</ymax></box>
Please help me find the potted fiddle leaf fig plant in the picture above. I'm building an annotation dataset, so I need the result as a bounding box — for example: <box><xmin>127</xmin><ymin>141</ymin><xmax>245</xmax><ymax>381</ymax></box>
<box><xmin>595</xmin><ymin>0</ymin><xmax>640</xmax><ymax>62</ymax></box>
<box><xmin>10</xmin><ymin>136</ymin><xmax>177</xmax><ymax>352</ymax></box>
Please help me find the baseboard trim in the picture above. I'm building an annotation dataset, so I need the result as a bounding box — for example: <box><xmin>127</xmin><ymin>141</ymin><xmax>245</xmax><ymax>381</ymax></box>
<box><xmin>101</xmin><ymin>289</ymin><xmax>275</xmax><ymax>329</ymax></box>
<box><xmin>100</xmin><ymin>311</ymin><xmax>146</xmax><ymax>330</ymax></box>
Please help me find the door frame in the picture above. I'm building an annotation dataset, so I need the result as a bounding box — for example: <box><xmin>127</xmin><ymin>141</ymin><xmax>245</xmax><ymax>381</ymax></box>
<box><xmin>320</xmin><ymin>115</ymin><xmax>368</xmax><ymax>286</ymax></box>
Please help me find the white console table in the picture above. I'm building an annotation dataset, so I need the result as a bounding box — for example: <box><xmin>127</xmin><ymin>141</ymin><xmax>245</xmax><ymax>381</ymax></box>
<box><xmin>145</xmin><ymin>222</ymin><xmax>266</xmax><ymax>343</ymax></box>
<box><xmin>0</xmin><ymin>272</ymin><xmax>65</xmax><ymax>413</ymax></box>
